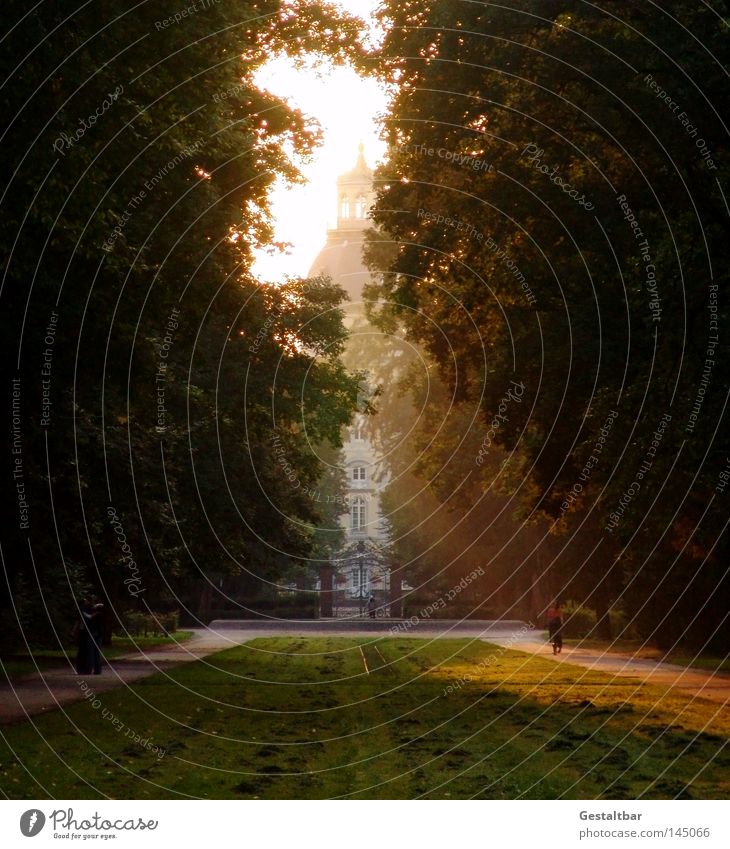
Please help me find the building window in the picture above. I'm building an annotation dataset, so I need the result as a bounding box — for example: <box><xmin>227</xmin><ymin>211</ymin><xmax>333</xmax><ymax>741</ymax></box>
<box><xmin>355</xmin><ymin>194</ymin><xmax>368</xmax><ymax>218</ymax></box>
<box><xmin>352</xmin><ymin>466</ymin><xmax>366</xmax><ymax>481</ymax></box>
<box><xmin>349</xmin><ymin>566</ymin><xmax>368</xmax><ymax>597</ymax></box>
<box><xmin>340</xmin><ymin>194</ymin><xmax>350</xmax><ymax>219</ymax></box>
<box><xmin>351</xmin><ymin>497</ymin><xmax>367</xmax><ymax>531</ymax></box>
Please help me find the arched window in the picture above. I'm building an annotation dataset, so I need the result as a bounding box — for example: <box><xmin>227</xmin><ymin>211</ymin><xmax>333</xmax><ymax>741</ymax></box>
<box><xmin>340</xmin><ymin>194</ymin><xmax>350</xmax><ymax>219</ymax></box>
<box><xmin>355</xmin><ymin>194</ymin><xmax>368</xmax><ymax>218</ymax></box>
<box><xmin>352</xmin><ymin>466</ymin><xmax>366</xmax><ymax>482</ymax></box>
<box><xmin>351</xmin><ymin>497</ymin><xmax>367</xmax><ymax>531</ymax></box>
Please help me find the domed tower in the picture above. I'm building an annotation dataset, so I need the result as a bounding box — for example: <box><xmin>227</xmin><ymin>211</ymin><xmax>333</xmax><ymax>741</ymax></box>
<box><xmin>308</xmin><ymin>143</ymin><xmax>377</xmax><ymax>302</ymax></box>
<box><xmin>335</xmin><ymin>142</ymin><xmax>376</xmax><ymax>232</ymax></box>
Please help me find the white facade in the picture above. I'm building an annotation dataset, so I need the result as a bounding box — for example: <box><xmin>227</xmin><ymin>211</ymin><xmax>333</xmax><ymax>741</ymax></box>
<box><xmin>308</xmin><ymin>146</ymin><xmax>390</xmax><ymax>611</ymax></box>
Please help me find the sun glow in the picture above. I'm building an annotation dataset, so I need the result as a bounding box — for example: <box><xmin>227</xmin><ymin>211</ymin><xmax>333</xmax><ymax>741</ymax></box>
<box><xmin>252</xmin><ymin>1</ymin><xmax>387</xmax><ymax>283</ymax></box>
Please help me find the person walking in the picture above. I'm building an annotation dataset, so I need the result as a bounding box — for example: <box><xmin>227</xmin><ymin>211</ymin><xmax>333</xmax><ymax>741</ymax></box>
<box><xmin>367</xmin><ymin>595</ymin><xmax>377</xmax><ymax>619</ymax></box>
<box><xmin>546</xmin><ymin>602</ymin><xmax>564</xmax><ymax>655</ymax></box>
<box><xmin>88</xmin><ymin>597</ymin><xmax>105</xmax><ymax>674</ymax></box>
<box><xmin>75</xmin><ymin>596</ymin><xmax>104</xmax><ymax>674</ymax></box>
<box><xmin>74</xmin><ymin>596</ymin><xmax>94</xmax><ymax>674</ymax></box>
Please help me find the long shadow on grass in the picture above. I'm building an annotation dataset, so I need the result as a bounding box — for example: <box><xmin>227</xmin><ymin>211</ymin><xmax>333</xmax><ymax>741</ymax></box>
<box><xmin>1</xmin><ymin>638</ymin><xmax>727</xmax><ymax>799</ymax></box>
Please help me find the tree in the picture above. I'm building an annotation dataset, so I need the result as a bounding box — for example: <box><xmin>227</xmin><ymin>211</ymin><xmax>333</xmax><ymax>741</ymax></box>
<box><xmin>363</xmin><ymin>0</ymin><xmax>730</xmax><ymax>647</ymax></box>
<box><xmin>0</xmin><ymin>1</ymin><xmax>366</xmax><ymax>646</ymax></box>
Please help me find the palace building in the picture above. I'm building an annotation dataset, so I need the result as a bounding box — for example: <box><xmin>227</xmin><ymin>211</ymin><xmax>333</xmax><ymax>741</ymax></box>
<box><xmin>308</xmin><ymin>146</ymin><xmax>391</xmax><ymax>615</ymax></box>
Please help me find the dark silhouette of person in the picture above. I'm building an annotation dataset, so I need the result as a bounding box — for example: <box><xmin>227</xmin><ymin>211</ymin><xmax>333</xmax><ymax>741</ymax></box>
<box><xmin>75</xmin><ymin>596</ymin><xmax>93</xmax><ymax>674</ymax></box>
<box><xmin>367</xmin><ymin>595</ymin><xmax>377</xmax><ymax>619</ymax></box>
<box><xmin>75</xmin><ymin>596</ymin><xmax>104</xmax><ymax>674</ymax></box>
<box><xmin>546</xmin><ymin>602</ymin><xmax>564</xmax><ymax>655</ymax></box>
<box><xmin>88</xmin><ymin>598</ymin><xmax>104</xmax><ymax>674</ymax></box>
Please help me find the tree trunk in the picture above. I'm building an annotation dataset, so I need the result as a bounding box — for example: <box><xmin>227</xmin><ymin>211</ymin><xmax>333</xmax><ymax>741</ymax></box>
<box><xmin>319</xmin><ymin>565</ymin><xmax>333</xmax><ymax>618</ymax></box>
<box><xmin>594</xmin><ymin>592</ymin><xmax>612</xmax><ymax>640</ymax></box>
<box><xmin>389</xmin><ymin>565</ymin><xmax>403</xmax><ymax>618</ymax></box>
<box><xmin>199</xmin><ymin>580</ymin><xmax>213</xmax><ymax>624</ymax></box>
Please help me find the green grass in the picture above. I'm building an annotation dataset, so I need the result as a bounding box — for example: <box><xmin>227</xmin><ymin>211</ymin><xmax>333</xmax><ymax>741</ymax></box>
<box><xmin>1</xmin><ymin>632</ymin><xmax>194</xmax><ymax>680</ymax></box>
<box><xmin>1</xmin><ymin>637</ymin><xmax>728</xmax><ymax>799</ymax></box>
<box><xmin>105</xmin><ymin>631</ymin><xmax>194</xmax><ymax>657</ymax></box>
<box><xmin>562</xmin><ymin>638</ymin><xmax>730</xmax><ymax>673</ymax></box>
<box><xmin>665</xmin><ymin>655</ymin><xmax>730</xmax><ymax>672</ymax></box>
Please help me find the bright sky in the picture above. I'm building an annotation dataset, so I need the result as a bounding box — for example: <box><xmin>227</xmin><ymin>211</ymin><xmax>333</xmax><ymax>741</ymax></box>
<box><xmin>252</xmin><ymin>0</ymin><xmax>388</xmax><ymax>282</ymax></box>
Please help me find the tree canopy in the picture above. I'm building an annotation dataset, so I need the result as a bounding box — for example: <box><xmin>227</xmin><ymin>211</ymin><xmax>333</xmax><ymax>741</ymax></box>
<box><xmin>0</xmin><ymin>1</ymin><xmax>366</xmax><ymax>644</ymax></box>
<box><xmin>363</xmin><ymin>0</ymin><xmax>729</xmax><ymax>647</ymax></box>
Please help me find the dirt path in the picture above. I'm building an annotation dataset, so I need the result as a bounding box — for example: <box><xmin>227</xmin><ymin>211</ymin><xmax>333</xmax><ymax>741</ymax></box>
<box><xmin>2</xmin><ymin>621</ymin><xmax>728</xmax><ymax>724</ymax></box>
<box><xmin>0</xmin><ymin>630</ymin><xmax>233</xmax><ymax>725</ymax></box>
<box><xmin>487</xmin><ymin>633</ymin><xmax>730</xmax><ymax>706</ymax></box>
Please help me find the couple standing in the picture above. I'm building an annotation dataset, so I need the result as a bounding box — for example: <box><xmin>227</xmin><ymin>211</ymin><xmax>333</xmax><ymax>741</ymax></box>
<box><xmin>75</xmin><ymin>596</ymin><xmax>104</xmax><ymax>674</ymax></box>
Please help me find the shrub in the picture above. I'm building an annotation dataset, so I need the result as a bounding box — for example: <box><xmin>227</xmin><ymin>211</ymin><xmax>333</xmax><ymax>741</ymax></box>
<box><xmin>608</xmin><ymin>607</ymin><xmax>640</xmax><ymax>640</ymax></box>
<box><xmin>561</xmin><ymin>604</ymin><xmax>596</xmax><ymax>639</ymax></box>
<box><xmin>118</xmin><ymin>610</ymin><xmax>179</xmax><ymax>636</ymax></box>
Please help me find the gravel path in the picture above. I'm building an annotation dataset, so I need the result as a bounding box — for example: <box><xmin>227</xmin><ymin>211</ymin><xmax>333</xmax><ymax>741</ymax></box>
<box><xmin>486</xmin><ymin>633</ymin><xmax>730</xmax><ymax>706</ymax></box>
<box><xmin>2</xmin><ymin>620</ymin><xmax>727</xmax><ymax>724</ymax></box>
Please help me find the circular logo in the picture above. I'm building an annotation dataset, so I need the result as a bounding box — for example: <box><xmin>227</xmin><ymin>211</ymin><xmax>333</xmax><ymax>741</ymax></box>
<box><xmin>20</xmin><ymin>810</ymin><xmax>46</xmax><ymax>837</ymax></box>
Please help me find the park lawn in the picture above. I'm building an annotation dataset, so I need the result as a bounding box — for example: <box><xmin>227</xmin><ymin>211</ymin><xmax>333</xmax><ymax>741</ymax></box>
<box><xmin>1</xmin><ymin>632</ymin><xmax>195</xmax><ymax>681</ymax></box>
<box><xmin>1</xmin><ymin>637</ymin><xmax>728</xmax><ymax>800</ymax></box>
